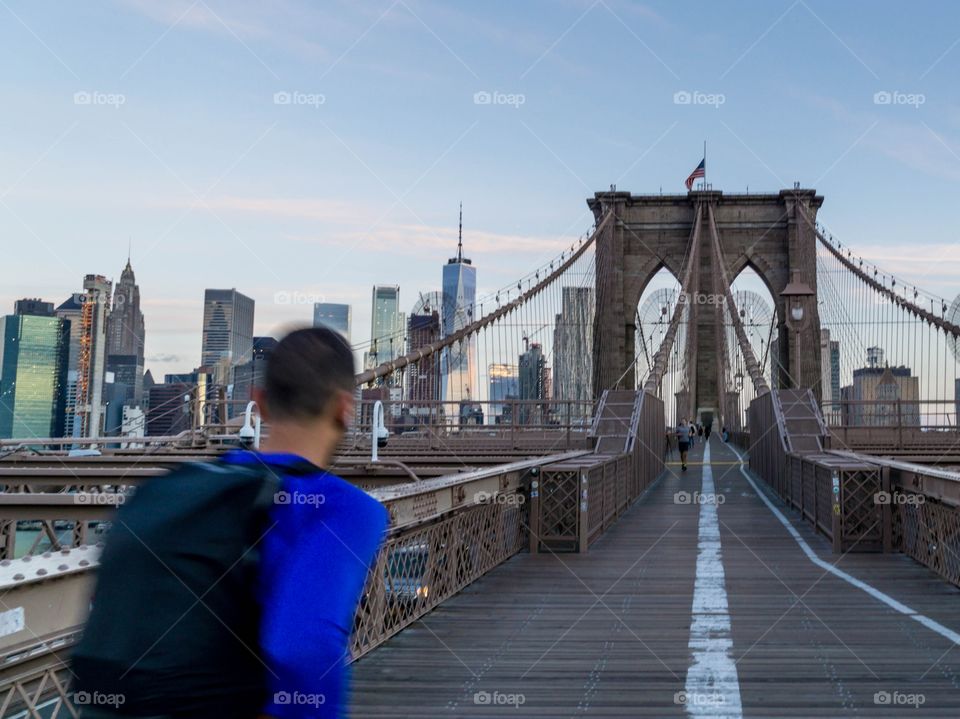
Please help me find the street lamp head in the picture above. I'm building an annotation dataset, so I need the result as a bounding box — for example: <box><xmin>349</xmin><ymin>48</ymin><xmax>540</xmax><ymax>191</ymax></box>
<box><xmin>791</xmin><ymin>305</ymin><xmax>804</xmax><ymax>323</ymax></box>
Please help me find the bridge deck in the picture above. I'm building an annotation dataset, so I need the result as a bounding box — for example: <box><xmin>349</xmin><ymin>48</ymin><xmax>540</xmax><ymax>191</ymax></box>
<box><xmin>351</xmin><ymin>437</ymin><xmax>960</xmax><ymax>717</ymax></box>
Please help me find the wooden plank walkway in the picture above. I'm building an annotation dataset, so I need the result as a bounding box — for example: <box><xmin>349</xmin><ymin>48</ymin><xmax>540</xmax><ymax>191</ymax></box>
<box><xmin>351</xmin><ymin>437</ymin><xmax>960</xmax><ymax>717</ymax></box>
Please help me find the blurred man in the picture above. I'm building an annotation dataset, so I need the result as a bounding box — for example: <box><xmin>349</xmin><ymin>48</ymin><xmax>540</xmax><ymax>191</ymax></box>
<box><xmin>72</xmin><ymin>328</ymin><xmax>388</xmax><ymax>718</ymax></box>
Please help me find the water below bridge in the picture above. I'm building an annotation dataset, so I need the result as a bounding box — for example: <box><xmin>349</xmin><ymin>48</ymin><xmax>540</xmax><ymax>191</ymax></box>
<box><xmin>351</xmin><ymin>437</ymin><xmax>960</xmax><ymax>717</ymax></box>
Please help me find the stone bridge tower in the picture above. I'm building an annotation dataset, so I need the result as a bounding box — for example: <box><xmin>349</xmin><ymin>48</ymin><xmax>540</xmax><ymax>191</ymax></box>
<box><xmin>590</xmin><ymin>188</ymin><xmax>824</xmax><ymax>418</ymax></box>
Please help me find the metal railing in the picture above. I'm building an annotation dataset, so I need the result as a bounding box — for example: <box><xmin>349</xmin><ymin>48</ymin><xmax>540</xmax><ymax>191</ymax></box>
<box><xmin>0</xmin><ymin>452</ymin><xmax>588</xmax><ymax>715</ymax></box>
<box><xmin>822</xmin><ymin>399</ymin><xmax>960</xmax><ymax>455</ymax></box>
<box><xmin>531</xmin><ymin>390</ymin><xmax>665</xmax><ymax>553</ymax></box>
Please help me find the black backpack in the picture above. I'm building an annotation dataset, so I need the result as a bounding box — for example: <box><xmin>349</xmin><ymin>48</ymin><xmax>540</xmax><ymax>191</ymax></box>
<box><xmin>71</xmin><ymin>458</ymin><xmax>281</xmax><ymax>717</ymax></box>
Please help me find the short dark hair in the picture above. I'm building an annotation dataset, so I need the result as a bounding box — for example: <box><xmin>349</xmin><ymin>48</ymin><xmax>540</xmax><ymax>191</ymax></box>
<box><xmin>264</xmin><ymin>327</ymin><xmax>355</xmax><ymax>420</ymax></box>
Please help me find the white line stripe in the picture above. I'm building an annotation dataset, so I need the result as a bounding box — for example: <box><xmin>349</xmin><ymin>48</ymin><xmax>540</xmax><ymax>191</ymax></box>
<box><xmin>728</xmin><ymin>444</ymin><xmax>960</xmax><ymax>647</ymax></box>
<box><xmin>684</xmin><ymin>440</ymin><xmax>744</xmax><ymax>718</ymax></box>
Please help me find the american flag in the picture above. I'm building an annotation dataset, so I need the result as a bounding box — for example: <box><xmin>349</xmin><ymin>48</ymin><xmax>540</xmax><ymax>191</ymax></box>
<box><xmin>685</xmin><ymin>159</ymin><xmax>705</xmax><ymax>190</ymax></box>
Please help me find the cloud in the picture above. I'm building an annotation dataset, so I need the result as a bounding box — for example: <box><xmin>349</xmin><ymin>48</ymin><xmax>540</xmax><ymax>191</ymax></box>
<box><xmin>146</xmin><ymin>353</ymin><xmax>181</xmax><ymax>363</ymax></box>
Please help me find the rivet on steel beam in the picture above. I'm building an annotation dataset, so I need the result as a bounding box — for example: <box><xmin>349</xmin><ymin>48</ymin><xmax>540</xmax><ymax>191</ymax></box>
<box><xmin>79</xmin><ymin>560</ymin><xmax>89</xmax><ymax>567</ymax></box>
<box><xmin>12</xmin><ymin>573</ymin><xmax>24</xmax><ymax>581</ymax></box>
<box><xmin>36</xmin><ymin>569</ymin><xmax>47</xmax><ymax>576</ymax></box>
<box><xmin>22</xmin><ymin>556</ymin><xmax>31</xmax><ymax>562</ymax></box>
<box><xmin>0</xmin><ymin>560</ymin><xmax>9</xmax><ymax>567</ymax></box>
<box><xmin>58</xmin><ymin>564</ymin><xmax>69</xmax><ymax>571</ymax></box>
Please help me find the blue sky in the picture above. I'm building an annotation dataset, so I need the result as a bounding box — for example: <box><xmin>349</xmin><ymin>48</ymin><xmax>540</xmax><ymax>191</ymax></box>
<box><xmin>2</xmin><ymin>0</ymin><xmax>959</xmax><ymax>375</ymax></box>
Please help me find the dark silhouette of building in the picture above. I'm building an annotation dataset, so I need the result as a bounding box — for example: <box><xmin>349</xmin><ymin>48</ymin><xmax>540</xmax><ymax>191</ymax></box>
<box><xmin>14</xmin><ymin>298</ymin><xmax>54</xmax><ymax>317</ymax></box>
<box><xmin>406</xmin><ymin>311</ymin><xmax>441</xmax><ymax>407</ymax></box>
<box><xmin>107</xmin><ymin>257</ymin><xmax>146</xmax><ymax>406</ymax></box>
<box><xmin>146</xmin><ymin>382</ymin><xmax>193</xmax><ymax>436</ymax></box>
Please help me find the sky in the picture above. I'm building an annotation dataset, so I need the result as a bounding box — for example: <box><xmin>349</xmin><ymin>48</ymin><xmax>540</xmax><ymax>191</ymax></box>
<box><xmin>2</xmin><ymin>0</ymin><xmax>960</xmax><ymax>377</ymax></box>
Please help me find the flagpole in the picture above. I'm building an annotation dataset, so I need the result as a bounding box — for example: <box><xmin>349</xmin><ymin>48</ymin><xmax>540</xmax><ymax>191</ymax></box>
<box><xmin>703</xmin><ymin>140</ymin><xmax>707</xmax><ymax>190</ymax></box>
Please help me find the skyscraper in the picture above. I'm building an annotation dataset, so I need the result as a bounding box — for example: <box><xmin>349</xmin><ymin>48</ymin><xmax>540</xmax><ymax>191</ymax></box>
<box><xmin>233</xmin><ymin>336</ymin><xmax>278</xmax><ymax>405</ymax></box>
<box><xmin>0</xmin><ymin>313</ymin><xmax>70</xmax><ymax>440</ymax></box>
<box><xmin>406</xmin><ymin>309</ymin><xmax>442</xmax><ymax>407</ymax></box>
<box><xmin>553</xmin><ymin>286</ymin><xmax>594</xmax><ymax>416</ymax></box>
<box><xmin>518</xmin><ymin>341</ymin><xmax>548</xmax><ymax>424</ymax></box>
<box><xmin>55</xmin><ymin>293</ymin><xmax>85</xmax><ymax>438</ymax></box>
<box><xmin>441</xmin><ymin>204</ymin><xmax>477</xmax><ymax>404</ymax></box>
<box><xmin>313</xmin><ymin>302</ymin><xmax>352</xmax><ymax>342</ymax></box>
<box><xmin>488</xmin><ymin>363</ymin><xmax>519</xmax><ymax>423</ymax></box>
<box><xmin>369</xmin><ymin>286</ymin><xmax>401</xmax><ymax>366</ymax></box>
<box><xmin>201</xmin><ymin>289</ymin><xmax>255</xmax><ymax>369</ymax></box>
<box><xmin>107</xmin><ymin>256</ymin><xmax>146</xmax><ymax>405</ymax></box>
<box><xmin>74</xmin><ymin>275</ymin><xmax>112</xmax><ymax>438</ymax></box>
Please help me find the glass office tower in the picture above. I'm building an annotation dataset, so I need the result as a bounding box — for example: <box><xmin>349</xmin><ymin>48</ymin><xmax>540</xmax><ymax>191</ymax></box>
<box><xmin>0</xmin><ymin>314</ymin><xmax>70</xmax><ymax>439</ymax></box>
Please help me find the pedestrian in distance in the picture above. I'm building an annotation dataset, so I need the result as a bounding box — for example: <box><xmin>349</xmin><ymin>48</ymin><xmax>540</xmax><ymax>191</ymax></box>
<box><xmin>72</xmin><ymin>327</ymin><xmax>388</xmax><ymax>719</ymax></box>
<box><xmin>676</xmin><ymin>419</ymin><xmax>691</xmax><ymax>471</ymax></box>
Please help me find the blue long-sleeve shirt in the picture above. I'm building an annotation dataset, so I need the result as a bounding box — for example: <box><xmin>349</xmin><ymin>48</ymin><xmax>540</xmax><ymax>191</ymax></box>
<box><xmin>219</xmin><ymin>451</ymin><xmax>388</xmax><ymax>719</ymax></box>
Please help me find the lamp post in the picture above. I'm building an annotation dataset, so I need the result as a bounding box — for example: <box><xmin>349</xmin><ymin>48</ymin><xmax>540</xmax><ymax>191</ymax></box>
<box><xmin>780</xmin><ymin>272</ymin><xmax>815</xmax><ymax>389</ymax></box>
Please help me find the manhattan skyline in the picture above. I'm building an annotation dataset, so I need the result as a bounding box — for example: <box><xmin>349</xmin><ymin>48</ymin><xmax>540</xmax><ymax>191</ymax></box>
<box><xmin>3</xmin><ymin>1</ymin><xmax>960</xmax><ymax>378</ymax></box>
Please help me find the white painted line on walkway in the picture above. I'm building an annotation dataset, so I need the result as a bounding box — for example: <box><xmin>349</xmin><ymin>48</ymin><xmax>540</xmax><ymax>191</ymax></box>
<box><xmin>684</xmin><ymin>440</ymin><xmax>744</xmax><ymax>718</ymax></box>
<box><xmin>728</xmin><ymin>444</ymin><xmax>960</xmax><ymax>648</ymax></box>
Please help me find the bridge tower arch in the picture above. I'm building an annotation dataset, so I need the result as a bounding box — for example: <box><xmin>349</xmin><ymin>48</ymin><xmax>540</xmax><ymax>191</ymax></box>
<box><xmin>590</xmin><ymin>188</ymin><xmax>824</xmax><ymax>414</ymax></box>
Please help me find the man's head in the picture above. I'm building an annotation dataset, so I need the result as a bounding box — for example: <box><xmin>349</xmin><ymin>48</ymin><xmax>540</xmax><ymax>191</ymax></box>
<box><xmin>256</xmin><ymin>328</ymin><xmax>355</xmax><ymax>456</ymax></box>
<box><xmin>680</xmin><ymin>418</ymin><xmax>687</xmax><ymax>426</ymax></box>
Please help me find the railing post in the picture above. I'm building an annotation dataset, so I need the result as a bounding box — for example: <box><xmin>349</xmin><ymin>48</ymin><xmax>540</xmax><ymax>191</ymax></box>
<box><xmin>578</xmin><ymin>471</ymin><xmax>589</xmax><ymax>553</ymax></box>
<box><xmin>831</xmin><ymin>471</ymin><xmax>843</xmax><ymax>553</ymax></box>
<box><xmin>897</xmin><ymin>399</ymin><xmax>903</xmax><ymax>450</ymax></box>
<box><xmin>529</xmin><ymin>474</ymin><xmax>541</xmax><ymax>555</ymax></box>
<box><xmin>881</xmin><ymin>466</ymin><xmax>892</xmax><ymax>553</ymax></box>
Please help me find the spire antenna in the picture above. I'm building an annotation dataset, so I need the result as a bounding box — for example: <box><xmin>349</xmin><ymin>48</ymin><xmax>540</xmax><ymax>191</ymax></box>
<box><xmin>457</xmin><ymin>202</ymin><xmax>463</xmax><ymax>261</ymax></box>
